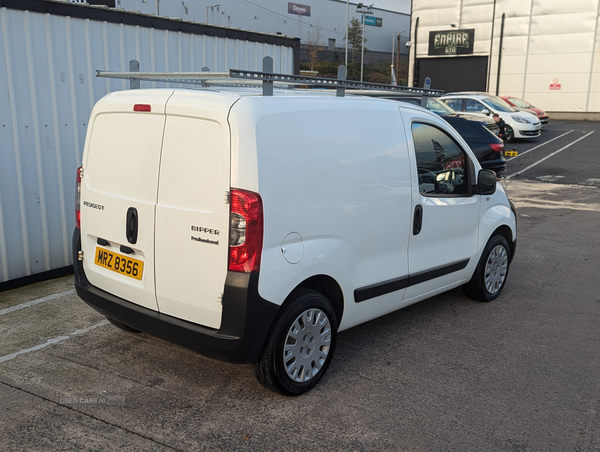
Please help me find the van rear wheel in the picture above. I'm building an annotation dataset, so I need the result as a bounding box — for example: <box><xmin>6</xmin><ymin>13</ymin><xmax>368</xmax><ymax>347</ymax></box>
<box><xmin>253</xmin><ymin>289</ymin><xmax>337</xmax><ymax>396</ymax></box>
<box><xmin>463</xmin><ymin>235</ymin><xmax>510</xmax><ymax>302</ymax></box>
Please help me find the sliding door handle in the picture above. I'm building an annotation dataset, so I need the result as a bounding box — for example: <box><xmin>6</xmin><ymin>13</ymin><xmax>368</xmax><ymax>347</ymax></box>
<box><xmin>413</xmin><ymin>204</ymin><xmax>423</xmax><ymax>235</ymax></box>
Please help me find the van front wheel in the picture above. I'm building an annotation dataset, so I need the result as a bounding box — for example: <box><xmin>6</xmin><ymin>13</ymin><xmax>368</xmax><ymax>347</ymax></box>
<box><xmin>463</xmin><ymin>235</ymin><xmax>510</xmax><ymax>302</ymax></box>
<box><xmin>253</xmin><ymin>289</ymin><xmax>337</xmax><ymax>396</ymax></box>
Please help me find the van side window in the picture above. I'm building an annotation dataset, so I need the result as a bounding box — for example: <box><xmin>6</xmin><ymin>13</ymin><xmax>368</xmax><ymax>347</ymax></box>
<box><xmin>411</xmin><ymin>123</ymin><xmax>469</xmax><ymax>196</ymax></box>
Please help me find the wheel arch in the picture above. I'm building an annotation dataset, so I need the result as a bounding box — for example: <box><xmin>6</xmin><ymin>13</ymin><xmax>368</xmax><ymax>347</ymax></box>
<box><xmin>296</xmin><ymin>275</ymin><xmax>344</xmax><ymax>327</ymax></box>
<box><xmin>492</xmin><ymin>224</ymin><xmax>516</xmax><ymax>263</ymax></box>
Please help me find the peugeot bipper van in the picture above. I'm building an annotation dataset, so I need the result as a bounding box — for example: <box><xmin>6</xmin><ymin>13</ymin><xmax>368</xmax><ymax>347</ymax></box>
<box><xmin>74</xmin><ymin>69</ymin><xmax>517</xmax><ymax>396</ymax></box>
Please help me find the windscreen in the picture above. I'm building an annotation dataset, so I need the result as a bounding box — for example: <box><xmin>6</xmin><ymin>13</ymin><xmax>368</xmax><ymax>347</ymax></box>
<box><xmin>482</xmin><ymin>97</ymin><xmax>516</xmax><ymax>113</ymax></box>
<box><xmin>509</xmin><ymin>98</ymin><xmax>532</xmax><ymax>108</ymax></box>
<box><xmin>427</xmin><ymin>98</ymin><xmax>456</xmax><ymax>115</ymax></box>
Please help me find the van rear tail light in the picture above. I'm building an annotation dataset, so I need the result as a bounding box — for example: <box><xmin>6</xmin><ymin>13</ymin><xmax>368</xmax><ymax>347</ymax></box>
<box><xmin>75</xmin><ymin>166</ymin><xmax>82</xmax><ymax>229</ymax></box>
<box><xmin>133</xmin><ymin>104</ymin><xmax>151</xmax><ymax>112</ymax></box>
<box><xmin>490</xmin><ymin>143</ymin><xmax>504</xmax><ymax>152</ymax></box>
<box><xmin>228</xmin><ymin>189</ymin><xmax>263</xmax><ymax>273</ymax></box>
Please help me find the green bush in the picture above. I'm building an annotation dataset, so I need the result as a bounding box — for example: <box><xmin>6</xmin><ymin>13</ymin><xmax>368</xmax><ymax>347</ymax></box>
<box><xmin>301</xmin><ymin>60</ymin><xmax>408</xmax><ymax>86</ymax></box>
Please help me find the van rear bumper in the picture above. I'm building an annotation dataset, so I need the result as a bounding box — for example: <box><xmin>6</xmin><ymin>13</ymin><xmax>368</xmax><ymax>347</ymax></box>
<box><xmin>72</xmin><ymin>229</ymin><xmax>279</xmax><ymax>364</ymax></box>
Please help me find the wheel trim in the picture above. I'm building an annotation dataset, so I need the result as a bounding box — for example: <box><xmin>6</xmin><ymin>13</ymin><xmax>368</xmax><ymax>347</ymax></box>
<box><xmin>484</xmin><ymin>245</ymin><xmax>508</xmax><ymax>294</ymax></box>
<box><xmin>283</xmin><ymin>308</ymin><xmax>332</xmax><ymax>383</ymax></box>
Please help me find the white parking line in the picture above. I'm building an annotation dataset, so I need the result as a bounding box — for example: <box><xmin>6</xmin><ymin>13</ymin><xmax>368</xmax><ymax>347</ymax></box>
<box><xmin>506</xmin><ymin>132</ymin><xmax>595</xmax><ymax>180</ymax></box>
<box><xmin>0</xmin><ymin>289</ymin><xmax>76</xmax><ymax>316</ymax></box>
<box><xmin>0</xmin><ymin>320</ymin><xmax>110</xmax><ymax>364</ymax></box>
<box><xmin>508</xmin><ymin>130</ymin><xmax>573</xmax><ymax>161</ymax></box>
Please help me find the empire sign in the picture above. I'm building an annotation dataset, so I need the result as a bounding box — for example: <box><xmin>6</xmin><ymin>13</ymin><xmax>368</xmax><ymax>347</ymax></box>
<box><xmin>428</xmin><ymin>29</ymin><xmax>475</xmax><ymax>56</ymax></box>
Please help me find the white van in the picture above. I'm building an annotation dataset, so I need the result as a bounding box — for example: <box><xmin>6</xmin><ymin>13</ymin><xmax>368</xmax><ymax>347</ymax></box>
<box><xmin>74</xmin><ymin>70</ymin><xmax>517</xmax><ymax>395</ymax></box>
<box><xmin>440</xmin><ymin>92</ymin><xmax>541</xmax><ymax>142</ymax></box>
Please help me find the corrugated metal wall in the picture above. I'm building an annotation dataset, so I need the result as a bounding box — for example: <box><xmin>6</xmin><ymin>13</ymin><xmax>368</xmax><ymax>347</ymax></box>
<box><xmin>0</xmin><ymin>1</ymin><xmax>297</xmax><ymax>285</ymax></box>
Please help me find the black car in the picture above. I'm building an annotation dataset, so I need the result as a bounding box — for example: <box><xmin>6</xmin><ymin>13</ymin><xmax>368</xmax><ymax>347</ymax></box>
<box><xmin>443</xmin><ymin>115</ymin><xmax>506</xmax><ymax>176</ymax></box>
<box><xmin>392</xmin><ymin>97</ymin><xmax>506</xmax><ymax>176</ymax></box>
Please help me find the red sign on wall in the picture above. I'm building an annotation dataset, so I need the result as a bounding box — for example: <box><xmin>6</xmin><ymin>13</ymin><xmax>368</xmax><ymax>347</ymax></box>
<box><xmin>550</xmin><ymin>78</ymin><xmax>561</xmax><ymax>90</ymax></box>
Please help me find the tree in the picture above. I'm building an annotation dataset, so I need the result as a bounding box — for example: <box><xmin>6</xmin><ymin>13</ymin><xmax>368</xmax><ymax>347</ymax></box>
<box><xmin>305</xmin><ymin>24</ymin><xmax>325</xmax><ymax>72</ymax></box>
<box><xmin>345</xmin><ymin>17</ymin><xmax>367</xmax><ymax>63</ymax></box>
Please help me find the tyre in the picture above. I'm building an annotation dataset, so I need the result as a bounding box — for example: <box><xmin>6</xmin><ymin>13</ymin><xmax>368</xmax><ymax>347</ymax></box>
<box><xmin>106</xmin><ymin>316</ymin><xmax>141</xmax><ymax>333</ymax></box>
<box><xmin>253</xmin><ymin>289</ymin><xmax>337</xmax><ymax>396</ymax></box>
<box><xmin>463</xmin><ymin>235</ymin><xmax>511</xmax><ymax>302</ymax></box>
<box><xmin>505</xmin><ymin>125</ymin><xmax>514</xmax><ymax>143</ymax></box>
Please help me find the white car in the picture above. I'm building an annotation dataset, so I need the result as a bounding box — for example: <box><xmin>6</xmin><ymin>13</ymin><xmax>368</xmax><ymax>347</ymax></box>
<box><xmin>440</xmin><ymin>92</ymin><xmax>542</xmax><ymax>142</ymax></box>
<box><xmin>73</xmin><ymin>71</ymin><xmax>517</xmax><ymax>396</ymax></box>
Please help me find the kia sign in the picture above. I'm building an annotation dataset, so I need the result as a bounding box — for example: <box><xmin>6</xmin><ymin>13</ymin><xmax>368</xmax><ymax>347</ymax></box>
<box><xmin>288</xmin><ymin>2</ymin><xmax>311</xmax><ymax>16</ymax></box>
<box><xmin>428</xmin><ymin>29</ymin><xmax>475</xmax><ymax>56</ymax></box>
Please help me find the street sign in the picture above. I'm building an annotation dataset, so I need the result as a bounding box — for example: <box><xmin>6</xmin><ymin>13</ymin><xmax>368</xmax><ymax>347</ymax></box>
<box><xmin>363</xmin><ymin>15</ymin><xmax>383</xmax><ymax>27</ymax></box>
<box><xmin>288</xmin><ymin>2</ymin><xmax>311</xmax><ymax>16</ymax></box>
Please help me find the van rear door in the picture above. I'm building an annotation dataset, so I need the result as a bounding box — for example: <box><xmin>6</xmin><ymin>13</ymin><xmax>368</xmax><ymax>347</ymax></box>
<box><xmin>81</xmin><ymin>90</ymin><xmax>173</xmax><ymax>311</ymax></box>
<box><xmin>154</xmin><ymin>91</ymin><xmax>235</xmax><ymax>330</ymax></box>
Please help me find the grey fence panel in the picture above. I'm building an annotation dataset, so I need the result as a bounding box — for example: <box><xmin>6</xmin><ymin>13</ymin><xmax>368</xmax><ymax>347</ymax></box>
<box><xmin>0</xmin><ymin>3</ymin><xmax>296</xmax><ymax>284</ymax></box>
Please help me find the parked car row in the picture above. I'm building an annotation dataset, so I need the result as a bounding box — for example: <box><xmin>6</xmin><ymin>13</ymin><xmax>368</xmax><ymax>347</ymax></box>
<box><xmin>361</xmin><ymin>89</ymin><xmax>548</xmax><ymax>176</ymax></box>
<box><xmin>390</xmin><ymin>97</ymin><xmax>507</xmax><ymax>177</ymax></box>
<box><xmin>439</xmin><ymin>92</ymin><xmax>543</xmax><ymax>143</ymax></box>
<box><xmin>500</xmin><ymin>96</ymin><xmax>550</xmax><ymax>127</ymax></box>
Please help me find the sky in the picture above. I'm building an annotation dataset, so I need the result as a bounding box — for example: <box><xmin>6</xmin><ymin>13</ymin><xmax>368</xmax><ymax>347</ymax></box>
<box><xmin>326</xmin><ymin>0</ymin><xmax>409</xmax><ymax>14</ymax></box>
<box><xmin>371</xmin><ymin>0</ymin><xmax>406</xmax><ymax>13</ymax></box>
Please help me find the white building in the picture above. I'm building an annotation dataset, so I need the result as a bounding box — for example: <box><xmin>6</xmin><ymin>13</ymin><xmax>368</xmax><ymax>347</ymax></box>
<box><xmin>408</xmin><ymin>0</ymin><xmax>600</xmax><ymax>118</ymax></box>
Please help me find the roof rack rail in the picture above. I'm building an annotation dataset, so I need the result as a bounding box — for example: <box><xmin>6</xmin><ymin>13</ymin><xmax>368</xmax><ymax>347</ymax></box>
<box><xmin>97</xmin><ymin>56</ymin><xmax>444</xmax><ymax>101</ymax></box>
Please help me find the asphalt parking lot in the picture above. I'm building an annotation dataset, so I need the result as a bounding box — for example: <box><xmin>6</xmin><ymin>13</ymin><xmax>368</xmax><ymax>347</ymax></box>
<box><xmin>1</xmin><ymin>120</ymin><xmax>599</xmax><ymax>451</ymax></box>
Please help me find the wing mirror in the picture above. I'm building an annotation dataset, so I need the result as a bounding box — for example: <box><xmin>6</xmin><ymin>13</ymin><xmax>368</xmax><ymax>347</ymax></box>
<box><xmin>478</xmin><ymin>169</ymin><xmax>497</xmax><ymax>195</ymax></box>
<box><xmin>482</xmin><ymin>108</ymin><xmax>491</xmax><ymax>115</ymax></box>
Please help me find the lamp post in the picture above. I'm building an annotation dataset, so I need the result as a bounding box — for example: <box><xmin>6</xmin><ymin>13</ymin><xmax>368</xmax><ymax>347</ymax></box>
<box><xmin>345</xmin><ymin>0</ymin><xmax>349</xmax><ymax>66</ymax></box>
<box><xmin>206</xmin><ymin>4</ymin><xmax>220</xmax><ymax>24</ymax></box>
<box><xmin>391</xmin><ymin>31</ymin><xmax>405</xmax><ymax>85</ymax></box>
<box><xmin>356</xmin><ymin>3</ymin><xmax>373</xmax><ymax>83</ymax></box>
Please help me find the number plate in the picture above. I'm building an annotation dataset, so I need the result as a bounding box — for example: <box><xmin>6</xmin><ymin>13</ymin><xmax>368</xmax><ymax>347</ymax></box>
<box><xmin>94</xmin><ymin>247</ymin><xmax>144</xmax><ymax>281</ymax></box>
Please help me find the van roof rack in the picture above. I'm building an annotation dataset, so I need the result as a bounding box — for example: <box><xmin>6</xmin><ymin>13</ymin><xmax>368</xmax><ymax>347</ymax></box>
<box><xmin>97</xmin><ymin>56</ymin><xmax>444</xmax><ymax>101</ymax></box>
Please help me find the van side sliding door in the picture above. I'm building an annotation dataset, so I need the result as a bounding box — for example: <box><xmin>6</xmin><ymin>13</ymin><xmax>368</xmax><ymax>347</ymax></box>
<box><xmin>402</xmin><ymin>115</ymin><xmax>480</xmax><ymax>301</ymax></box>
